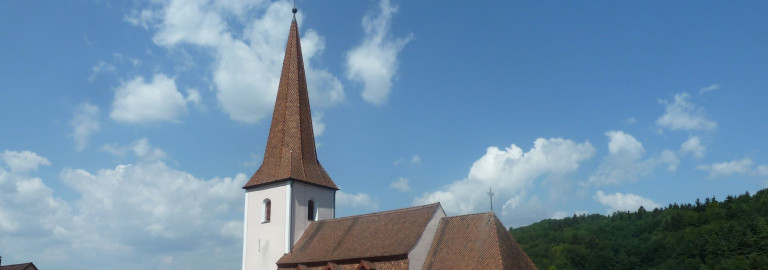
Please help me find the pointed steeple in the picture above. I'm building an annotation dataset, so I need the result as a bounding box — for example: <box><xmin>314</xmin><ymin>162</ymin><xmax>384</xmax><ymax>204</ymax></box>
<box><xmin>243</xmin><ymin>17</ymin><xmax>338</xmax><ymax>190</ymax></box>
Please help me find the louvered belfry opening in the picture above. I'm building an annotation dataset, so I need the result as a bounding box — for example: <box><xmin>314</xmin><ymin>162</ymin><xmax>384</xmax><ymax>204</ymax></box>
<box><xmin>243</xmin><ymin>18</ymin><xmax>337</xmax><ymax>191</ymax></box>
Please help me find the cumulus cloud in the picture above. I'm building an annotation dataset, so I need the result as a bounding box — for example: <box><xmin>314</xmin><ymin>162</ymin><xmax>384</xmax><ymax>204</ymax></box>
<box><xmin>130</xmin><ymin>0</ymin><xmax>343</xmax><ymax>124</ymax></box>
<box><xmin>595</xmin><ymin>191</ymin><xmax>659</xmax><ymax>214</ymax></box>
<box><xmin>697</xmin><ymin>158</ymin><xmax>754</xmax><ymax>178</ymax></box>
<box><xmin>346</xmin><ymin>0</ymin><xmax>412</xmax><ymax>105</ymax></box>
<box><xmin>414</xmin><ymin>138</ymin><xmax>595</xmax><ymax>224</ymax></box>
<box><xmin>71</xmin><ymin>102</ymin><xmax>100</xmax><ymax>151</ymax></box>
<box><xmin>680</xmin><ymin>136</ymin><xmax>706</xmax><ymax>159</ymax></box>
<box><xmin>337</xmin><ymin>190</ymin><xmax>379</xmax><ymax>210</ymax></box>
<box><xmin>389</xmin><ymin>177</ymin><xmax>411</xmax><ymax>192</ymax></box>
<box><xmin>1</xmin><ymin>150</ymin><xmax>51</xmax><ymax>173</ymax></box>
<box><xmin>111</xmin><ymin>74</ymin><xmax>192</xmax><ymax>124</ymax></box>
<box><xmin>656</xmin><ymin>92</ymin><xmax>717</xmax><ymax>131</ymax></box>
<box><xmin>589</xmin><ymin>131</ymin><xmax>647</xmax><ymax>185</ymax></box>
<box><xmin>589</xmin><ymin>131</ymin><xmax>678</xmax><ymax>185</ymax></box>
<box><xmin>0</xmin><ymin>152</ymin><xmax>69</xmax><ymax>236</ymax></box>
<box><xmin>1</xmin><ymin>148</ymin><xmax>247</xmax><ymax>270</ymax></box>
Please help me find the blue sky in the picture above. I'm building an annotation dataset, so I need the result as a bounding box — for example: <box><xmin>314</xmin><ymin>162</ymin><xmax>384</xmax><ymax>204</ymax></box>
<box><xmin>1</xmin><ymin>0</ymin><xmax>767</xmax><ymax>269</ymax></box>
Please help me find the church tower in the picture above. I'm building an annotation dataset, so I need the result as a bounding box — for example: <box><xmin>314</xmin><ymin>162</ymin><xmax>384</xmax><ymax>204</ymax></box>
<box><xmin>241</xmin><ymin>9</ymin><xmax>338</xmax><ymax>270</ymax></box>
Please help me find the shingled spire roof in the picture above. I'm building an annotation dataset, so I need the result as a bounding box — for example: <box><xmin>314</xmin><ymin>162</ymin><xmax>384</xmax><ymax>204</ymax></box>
<box><xmin>243</xmin><ymin>17</ymin><xmax>337</xmax><ymax>190</ymax></box>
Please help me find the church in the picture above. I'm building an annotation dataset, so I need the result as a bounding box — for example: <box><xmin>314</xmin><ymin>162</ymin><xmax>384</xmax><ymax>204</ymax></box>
<box><xmin>241</xmin><ymin>8</ymin><xmax>537</xmax><ymax>270</ymax></box>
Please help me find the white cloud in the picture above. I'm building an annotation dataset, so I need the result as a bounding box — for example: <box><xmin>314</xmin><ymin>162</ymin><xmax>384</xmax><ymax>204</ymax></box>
<box><xmin>658</xmin><ymin>149</ymin><xmax>680</xmax><ymax>172</ymax></box>
<box><xmin>337</xmin><ymin>190</ymin><xmax>379</xmax><ymax>210</ymax></box>
<box><xmin>589</xmin><ymin>131</ymin><xmax>678</xmax><ymax>185</ymax></box>
<box><xmin>414</xmin><ymin>138</ymin><xmax>595</xmax><ymax>223</ymax></box>
<box><xmin>758</xmin><ymin>165</ymin><xmax>768</xmax><ymax>176</ymax></box>
<box><xmin>389</xmin><ymin>177</ymin><xmax>411</xmax><ymax>192</ymax></box>
<box><xmin>394</xmin><ymin>155</ymin><xmax>421</xmax><ymax>166</ymax></box>
<box><xmin>111</xmin><ymin>74</ymin><xmax>190</xmax><ymax>124</ymax></box>
<box><xmin>551</xmin><ymin>211</ymin><xmax>570</xmax><ymax>220</ymax></box>
<box><xmin>346</xmin><ymin>0</ymin><xmax>412</xmax><ymax>105</ymax></box>
<box><xmin>71</xmin><ymin>102</ymin><xmax>100</xmax><ymax>151</ymax></box>
<box><xmin>697</xmin><ymin>158</ymin><xmax>754</xmax><ymax>178</ymax></box>
<box><xmin>699</xmin><ymin>84</ymin><xmax>720</xmax><ymax>95</ymax></box>
<box><xmin>1</xmin><ymin>148</ymin><xmax>246</xmax><ymax>270</ymax></box>
<box><xmin>88</xmin><ymin>61</ymin><xmax>115</xmax><ymax>82</ymax></box>
<box><xmin>312</xmin><ymin>111</ymin><xmax>326</xmax><ymax>137</ymax></box>
<box><xmin>656</xmin><ymin>92</ymin><xmax>717</xmax><ymax>131</ymax></box>
<box><xmin>132</xmin><ymin>0</ymin><xmax>343</xmax><ymax>124</ymax></box>
<box><xmin>125</xmin><ymin>8</ymin><xmax>158</xmax><ymax>30</ymax></box>
<box><xmin>551</xmin><ymin>210</ymin><xmax>588</xmax><ymax>220</ymax></box>
<box><xmin>622</xmin><ymin>117</ymin><xmax>636</xmax><ymax>125</ymax></box>
<box><xmin>680</xmin><ymin>136</ymin><xmax>706</xmax><ymax>159</ymax></box>
<box><xmin>589</xmin><ymin>131</ymin><xmax>647</xmax><ymax>185</ymax></box>
<box><xmin>185</xmin><ymin>88</ymin><xmax>204</xmax><ymax>110</ymax></box>
<box><xmin>595</xmin><ymin>191</ymin><xmax>659</xmax><ymax>214</ymax></box>
<box><xmin>241</xmin><ymin>153</ymin><xmax>261</xmax><ymax>168</ymax></box>
<box><xmin>1</xmin><ymin>150</ymin><xmax>51</xmax><ymax>173</ymax></box>
<box><xmin>131</xmin><ymin>138</ymin><xmax>168</xmax><ymax>161</ymax></box>
<box><xmin>100</xmin><ymin>138</ymin><xmax>168</xmax><ymax>162</ymax></box>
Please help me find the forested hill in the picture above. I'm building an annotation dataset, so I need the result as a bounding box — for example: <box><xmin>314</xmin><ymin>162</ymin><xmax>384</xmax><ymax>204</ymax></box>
<box><xmin>510</xmin><ymin>188</ymin><xmax>768</xmax><ymax>269</ymax></box>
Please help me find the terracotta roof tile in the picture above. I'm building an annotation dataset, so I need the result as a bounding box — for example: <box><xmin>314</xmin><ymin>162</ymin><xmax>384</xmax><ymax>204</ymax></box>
<box><xmin>243</xmin><ymin>18</ymin><xmax>337</xmax><ymax>190</ymax></box>
<box><xmin>278</xmin><ymin>258</ymin><xmax>408</xmax><ymax>270</ymax></box>
<box><xmin>1</xmin><ymin>262</ymin><xmax>37</xmax><ymax>270</ymax></box>
<box><xmin>277</xmin><ymin>203</ymin><xmax>441</xmax><ymax>266</ymax></box>
<box><xmin>421</xmin><ymin>212</ymin><xmax>537</xmax><ymax>270</ymax></box>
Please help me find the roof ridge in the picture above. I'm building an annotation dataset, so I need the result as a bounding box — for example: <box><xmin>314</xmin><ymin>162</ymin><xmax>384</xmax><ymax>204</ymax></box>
<box><xmin>312</xmin><ymin>203</ymin><xmax>440</xmax><ymax>223</ymax></box>
<box><xmin>489</xmin><ymin>213</ymin><xmax>506</xmax><ymax>267</ymax></box>
<box><xmin>444</xmin><ymin>211</ymin><xmax>494</xmax><ymax>219</ymax></box>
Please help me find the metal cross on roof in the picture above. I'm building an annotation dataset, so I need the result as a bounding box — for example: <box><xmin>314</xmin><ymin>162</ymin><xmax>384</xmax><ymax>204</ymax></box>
<box><xmin>487</xmin><ymin>187</ymin><xmax>494</xmax><ymax>212</ymax></box>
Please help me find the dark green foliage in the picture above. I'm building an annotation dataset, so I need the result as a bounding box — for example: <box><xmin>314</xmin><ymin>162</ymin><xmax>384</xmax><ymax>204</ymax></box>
<box><xmin>511</xmin><ymin>189</ymin><xmax>768</xmax><ymax>269</ymax></box>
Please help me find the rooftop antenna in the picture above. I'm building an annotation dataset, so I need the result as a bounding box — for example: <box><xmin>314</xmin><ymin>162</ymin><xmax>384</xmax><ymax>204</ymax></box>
<box><xmin>487</xmin><ymin>187</ymin><xmax>494</xmax><ymax>213</ymax></box>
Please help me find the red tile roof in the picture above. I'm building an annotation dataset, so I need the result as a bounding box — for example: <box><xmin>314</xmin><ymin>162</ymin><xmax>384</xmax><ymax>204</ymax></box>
<box><xmin>278</xmin><ymin>258</ymin><xmax>409</xmax><ymax>270</ymax></box>
<box><xmin>243</xmin><ymin>18</ymin><xmax>337</xmax><ymax>190</ymax></box>
<box><xmin>1</xmin><ymin>262</ymin><xmax>38</xmax><ymax>270</ymax></box>
<box><xmin>277</xmin><ymin>203</ymin><xmax>441</xmax><ymax>267</ymax></box>
<box><xmin>421</xmin><ymin>212</ymin><xmax>537</xmax><ymax>270</ymax></box>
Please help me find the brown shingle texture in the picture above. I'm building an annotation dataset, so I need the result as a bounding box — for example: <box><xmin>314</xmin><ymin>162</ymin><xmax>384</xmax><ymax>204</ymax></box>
<box><xmin>277</xmin><ymin>203</ymin><xmax>440</xmax><ymax>266</ymax></box>
<box><xmin>422</xmin><ymin>213</ymin><xmax>537</xmax><ymax>270</ymax></box>
<box><xmin>243</xmin><ymin>19</ymin><xmax>337</xmax><ymax>190</ymax></box>
<box><xmin>1</xmin><ymin>263</ymin><xmax>37</xmax><ymax>270</ymax></box>
<box><xmin>278</xmin><ymin>258</ymin><xmax>409</xmax><ymax>270</ymax></box>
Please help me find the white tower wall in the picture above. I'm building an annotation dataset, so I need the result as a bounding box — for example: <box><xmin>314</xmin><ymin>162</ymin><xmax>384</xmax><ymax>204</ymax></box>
<box><xmin>243</xmin><ymin>182</ymin><xmax>289</xmax><ymax>270</ymax></box>
<box><xmin>291</xmin><ymin>182</ymin><xmax>335</xmax><ymax>243</ymax></box>
<box><xmin>243</xmin><ymin>181</ymin><xmax>335</xmax><ymax>270</ymax></box>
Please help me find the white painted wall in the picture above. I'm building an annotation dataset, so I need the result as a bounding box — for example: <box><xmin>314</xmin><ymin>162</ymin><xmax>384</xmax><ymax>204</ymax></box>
<box><xmin>291</xmin><ymin>182</ymin><xmax>335</xmax><ymax>245</ymax></box>
<box><xmin>407</xmin><ymin>204</ymin><xmax>446</xmax><ymax>270</ymax></box>
<box><xmin>243</xmin><ymin>182</ymin><xmax>289</xmax><ymax>270</ymax></box>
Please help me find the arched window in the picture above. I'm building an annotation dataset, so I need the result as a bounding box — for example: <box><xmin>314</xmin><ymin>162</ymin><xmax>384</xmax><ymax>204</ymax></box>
<box><xmin>263</xmin><ymin>199</ymin><xmax>271</xmax><ymax>223</ymax></box>
<box><xmin>307</xmin><ymin>200</ymin><xmax>315</xmax><ymax>221</ymax></box>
